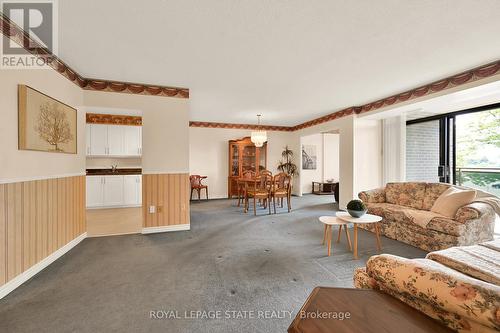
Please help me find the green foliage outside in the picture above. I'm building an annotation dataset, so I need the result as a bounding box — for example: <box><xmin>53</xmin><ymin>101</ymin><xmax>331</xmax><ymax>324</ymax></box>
<box><xmin>456</xmin><ymin>109</ymin><xmax>500</xmax><ymax>187</ymax></box>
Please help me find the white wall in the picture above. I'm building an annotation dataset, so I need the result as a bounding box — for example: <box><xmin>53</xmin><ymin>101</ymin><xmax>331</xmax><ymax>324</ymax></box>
<box><xmin>323</xmin><ymin>133</ymin><xmax>340</xmax><ymax>182</ymax></box>
<box><xmin>83</xmin><ymin>91</ymin><xmax>189</xmax><ymax>173</ymax></box>
<box><xmin>382</xmin><ymin>116</ymin><xmax>406</xmax><ymax>183</ymax></box>
<box><xmin>354</xmin><ymin>118</ymin><xmax>383</xmax><ymax>195</ymax></box>
<box><xmin>0</xmin><ymin>69</ymin><xmax>85</xmax><ymax>182</ymax></box>
<box><xmin>189</xmin><ymin>127</ymin><xmax>295</xmax><ymax>199</ymax></box>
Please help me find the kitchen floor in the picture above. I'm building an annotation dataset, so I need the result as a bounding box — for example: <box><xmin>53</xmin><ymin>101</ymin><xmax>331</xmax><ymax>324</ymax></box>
<box><xmin>86</xmin><ymin>207</ymin><xmax>142</xmax><ymax>237</ymax></box>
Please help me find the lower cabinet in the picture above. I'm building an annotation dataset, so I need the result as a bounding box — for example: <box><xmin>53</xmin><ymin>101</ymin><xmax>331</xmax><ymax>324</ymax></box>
<box><xmin>86</xmin><ymin>175</ymin><xmax>142</xmax><ymax>208</ymax></box>
<box><xmin>123</xmin><ymin>175</ymin><xmax>142</xmax><ymax>205</ymax></box>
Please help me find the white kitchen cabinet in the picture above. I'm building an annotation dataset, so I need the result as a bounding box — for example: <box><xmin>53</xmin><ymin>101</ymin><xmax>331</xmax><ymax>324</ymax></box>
<box><xmin>86</xmin><ymin>175</ymin><xmax>142</xmax><ymax>208</ymax></box>
<box><xmin>123</xmin><ymin>126</ymin><xmax>141</xmax><ymax>156</ymax></box>
<box><xmin>86</xmin><ymin>123</ymin><xmax>142</xmax><ymax>157</ymax></box>
<box><xmin>123</xmin><ymin>175</ymin><xmax>142</xmax><ymax>205</ymax></box>
<box><xmin>103</xmin><ymin>175</ymin><xmax>124</xmax><ymax>206</ymax></box>
<box><xmin>107</xmin><ymin>126</ymin><xmax>124</xmax><ymax>156</ymax></box>
<box><xmin>86</xmin><ymin>176</ymin><xmax>104</xmax><ymax>207</ymax></box>
<box><xmin>89</xmin><ymin>124</ymin><xmax>108</xmax><ymax>156</ymax></box>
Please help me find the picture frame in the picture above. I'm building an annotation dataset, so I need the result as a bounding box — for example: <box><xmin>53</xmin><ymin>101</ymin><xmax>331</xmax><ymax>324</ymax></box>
<box><xmin>302</xmin><ymin>144</ymin><xmax>317</xmax><ymax>170</ymax></box>
<box><xmin>18</xmin><ymin>85</ymin><xmax>77</xmax><ymax>154</ymax></box>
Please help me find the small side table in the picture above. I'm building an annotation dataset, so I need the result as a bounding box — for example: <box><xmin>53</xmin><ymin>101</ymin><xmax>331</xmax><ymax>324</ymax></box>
<box><xmin>318</xmin><ymin>216</ymin><xmax>352</xmax><ymax>256</ymax></box>
<box><xmin>336</xmin><ymin>212</ymin><xmax>382</xmax><ymax>259</ymax></box>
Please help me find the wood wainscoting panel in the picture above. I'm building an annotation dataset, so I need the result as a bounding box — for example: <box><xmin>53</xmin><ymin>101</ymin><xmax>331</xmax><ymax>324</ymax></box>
<box><xmin>0</xmin><ymin>175</ymin><xmax>85</xmax><ymax>286</ymax></box>
<box><xmin>142</xmin><ymin>173</ymin><xmax>190</xmax><ymax>228</ymax></box>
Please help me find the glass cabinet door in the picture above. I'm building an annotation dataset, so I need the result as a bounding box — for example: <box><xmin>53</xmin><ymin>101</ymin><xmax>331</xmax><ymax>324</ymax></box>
<box><xmin>258</xmin><ymin>146</ymin><xmax>267</xmax><ymax>172</ymax></box>
<box><xmin>242</xmin><ymin>145</ymin><xmax>256</xmax><ymax>173</ymax></box>
<box><xmin>231</xmin><ymin>144</ymin><xmax>240</xmax><ymax>176</ymax></box>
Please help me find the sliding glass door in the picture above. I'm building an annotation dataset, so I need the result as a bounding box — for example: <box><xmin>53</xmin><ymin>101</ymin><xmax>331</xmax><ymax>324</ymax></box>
<box><xmin>406</xmin><ymin>103</ymin><xmax>499</xmax><ymax>189</ymax></box>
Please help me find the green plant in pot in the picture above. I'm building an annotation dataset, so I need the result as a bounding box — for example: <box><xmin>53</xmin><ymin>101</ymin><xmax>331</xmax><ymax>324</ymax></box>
<box><xmin>277</xmin><ymin>146</ymin><xmax>298</xmax><ymax>177</ymax></box>
<box><xmin>346</xmin><ymin>199</ymin><xmax>367</xmax><ymax>218</ymax></box>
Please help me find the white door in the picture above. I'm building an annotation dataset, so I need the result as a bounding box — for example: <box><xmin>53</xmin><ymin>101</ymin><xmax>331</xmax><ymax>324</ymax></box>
<box><xmin>123</xmin><ymin>126</ymin><xmax>141</xmax><ymax>156</ymax></box>
<box><xmin>85</xmin><ymin>124</ymin><xmax>91</xmax><ymax>156</ymax></box>
<box><xmin>90</xmin><ymin>124</ymin><xmax>107</xmax><ymax>156</ymax></box>
<box><xmin>86</xmin><ymin>176</ymin><xmax>104</xmax><ymax>207</ymax></box>
<box><xmin>123</xmin><ymin>175</ymin><xmax>140</xmax><ymax>205</ymax></box>
<box><xmin>103</xmin><ymin>175</ymin><xmax>124</xmax><ymax>206</ymax></box>
<box><xmin>107</xmin><ymin>125</ymin><xmax>124</xmax><ymax>156</ymax></box>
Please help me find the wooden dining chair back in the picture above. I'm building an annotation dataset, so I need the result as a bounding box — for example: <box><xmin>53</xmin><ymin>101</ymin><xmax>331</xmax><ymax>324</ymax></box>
<box><xmin>237</xmin><ymin>170</ymin><xmax>256</xmax><ymax>207</ymax></box>
<box><xmin>245</xmin><ymin>174</ymin><xmax>272</xmax><ymax>215</ymax></box>
<box><xmin>189</xmin><ymin>175</ymin><xmax>209</xmax><ymax>201</ymax></box>
<box><xmin>272</xmin><ymin>172</ymin><xmax>292</xmax><ymax>213</ymax></box>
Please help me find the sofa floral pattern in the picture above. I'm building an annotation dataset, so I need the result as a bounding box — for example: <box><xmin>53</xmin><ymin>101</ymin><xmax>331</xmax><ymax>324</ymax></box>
<box><xmin>354</xmin><ymin>254</ymin><xmax>500</xmax><ymax>333</ymax></box>
<box><xmin>358</xmin><ymin>182</ymin><xmax>495</xmax><ymax>252</ymax></box>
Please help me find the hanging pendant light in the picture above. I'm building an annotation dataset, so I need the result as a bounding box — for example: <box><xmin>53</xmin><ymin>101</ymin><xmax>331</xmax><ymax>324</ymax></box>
<box><xmin>250</xmin><ymin>114</ymin><xmax>267</xmax><ymax>147</ymax></box>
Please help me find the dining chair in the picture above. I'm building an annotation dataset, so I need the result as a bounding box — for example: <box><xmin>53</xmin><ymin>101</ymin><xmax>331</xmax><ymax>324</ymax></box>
<box><xmin>237</xmin><ymin>170</ymin><xmax>256</xmax><ymax>207</ymax></box>
<box><xmin>189</xmin><ymin>175</ymin><xmax>208</xmax><ymax>201</ymax></box>
<box><xmin>244</xmin><ymin>174</ymin><xmax>272</xmax><ymax>215</ymax></box>
<box><xmin>272</xmin><ymin>173</ymin><xmax>292</xmax><ymax>213</ymax></box>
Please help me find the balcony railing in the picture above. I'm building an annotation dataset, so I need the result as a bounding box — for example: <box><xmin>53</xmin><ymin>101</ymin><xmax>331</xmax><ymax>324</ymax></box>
<box><xmin>456</xmin><ymin>167</ymin><xmax>500</xmax><ymax>194</ymax></box>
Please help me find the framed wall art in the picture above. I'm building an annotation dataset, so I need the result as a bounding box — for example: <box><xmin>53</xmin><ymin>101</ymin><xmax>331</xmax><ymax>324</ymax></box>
<box><xmin>18</xmin><ymin>85</ymin><xmax>77</xmax><ymax>154</ymax></box>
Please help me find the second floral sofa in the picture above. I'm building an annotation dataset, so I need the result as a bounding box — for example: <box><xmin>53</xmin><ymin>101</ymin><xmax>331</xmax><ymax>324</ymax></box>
<box><xmin>353</xmin><ymin>239</ymin><xmax>500</xmax><ymax>333</ymax></box>
<box><xmin>358</xmin><ymin>182</ymin><xmax>495</xmax><ymax>251</ymax></box>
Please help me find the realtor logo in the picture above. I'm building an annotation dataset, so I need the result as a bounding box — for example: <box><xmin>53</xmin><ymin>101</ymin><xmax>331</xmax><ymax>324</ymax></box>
<box><xmin>1</xmin><ymin>0</ymin><xmax>58</xmax><ymax>69</ymax></box>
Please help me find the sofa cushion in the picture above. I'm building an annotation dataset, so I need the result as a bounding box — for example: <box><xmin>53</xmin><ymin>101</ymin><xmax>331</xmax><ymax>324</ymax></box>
<box><xmin>427</xmin><ymin>245</ymin><xmax>500</xmax><ymax>285</ymax></box>
<box><xmin>422</xmin><ymin>183</ymin><xmax>451</xmax><ymax>210</ymax></box>
<box><xmin>385</xmin><ymin>182</ymin><xmax>426</xmax><ymax>209</ymax></box>
<box><xmin>431</xmin><ymin>187</ymin><xmax>476</xmax><ymax>218</ymax></box>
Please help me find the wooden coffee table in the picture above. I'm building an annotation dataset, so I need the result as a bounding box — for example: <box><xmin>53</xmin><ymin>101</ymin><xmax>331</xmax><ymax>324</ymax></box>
<box><xmin>318</xmin><ymin>216</ymin><xmax>352</xmax><ymax>256</ymax></box>
<box><xmin>288</xmin><ymin>287</ymin><xmax>453</xmax><ymax>333</ymax></box>
<box><xmin>336</xmin><ymin>211</ymin><xmax>382</xmax><ymax>259</ymax></box>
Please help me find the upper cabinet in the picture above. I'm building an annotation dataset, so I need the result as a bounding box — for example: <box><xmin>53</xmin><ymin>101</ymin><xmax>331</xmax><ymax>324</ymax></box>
<box><xmin>86</xmin><ymin>123</ymin><xmax>142</xmax><ymax>157</ymax></box>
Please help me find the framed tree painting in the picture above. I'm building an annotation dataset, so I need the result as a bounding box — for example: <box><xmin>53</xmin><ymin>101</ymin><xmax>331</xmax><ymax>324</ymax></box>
<box><xmin>302</xmin><ymin>144</ymin><xmax>317</xmax><ymax>170</ymax></box>
<box><xmin>18</xmin><ymin>85</ymin><xmax>77</xmax><ymax>154</ymax></box>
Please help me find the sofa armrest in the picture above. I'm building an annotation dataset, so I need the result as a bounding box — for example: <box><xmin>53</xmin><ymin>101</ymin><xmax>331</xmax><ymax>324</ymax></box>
<box><xmin>366</xmin><ymin>254</ymin><xmax>500</xmax><ymax>331</ymax></box>
<box><xmin>353</xmin><ymin>267</ymin><xmax>379</xmax><ymax>289</ymax></box>
<box><xmin>455</xmin><ymin>202</ymin><xmax>492</xmax><ymax>223</ymax></box>
<box><xmin>358</xmin><ymin>188</ymin><xmax>386</xmax><ymax>203</ymax></box>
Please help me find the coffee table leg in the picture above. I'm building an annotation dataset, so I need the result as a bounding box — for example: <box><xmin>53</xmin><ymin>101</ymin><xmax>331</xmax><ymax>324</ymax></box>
<box><xmin>322</xmin><ymin>225</ymin><xmax>327</xmax><ymax>245</ymax></box>
<box><xmin>375</xmin><ymin>223</ymin><xmax>382</xmax><ymax>251</ymax></box>
<box><xmin>345</xmin><ymin>225</ymin><xmax>352</xmax><ymax>251</ymax></box>
<box><xmin>336</xmin><ymin>225</ymin><xmax>342</xmax><ymax>243</ymax></box>
<box><xmin>327</xmin><ymin>225</ymin><xmax>332</xmax><ymax>256</ymax></box>
<box><xmin>353</xmin><ymin>224</ymin><xmax>358</xmax><ymax>259</ymax></box>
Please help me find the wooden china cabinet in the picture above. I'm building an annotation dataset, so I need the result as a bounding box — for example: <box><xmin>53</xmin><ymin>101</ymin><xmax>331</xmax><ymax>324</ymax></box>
<box><xmin>228</xmin><ymin>137</ymin><xmax>267</xmax><ymax>198</ymax></box>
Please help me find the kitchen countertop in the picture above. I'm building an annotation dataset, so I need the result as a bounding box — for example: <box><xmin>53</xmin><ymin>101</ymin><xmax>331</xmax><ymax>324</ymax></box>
<box><xmin>86</xmin><ymin>168</ymin><xmax>142</xmax><ymax>176</ymax></box>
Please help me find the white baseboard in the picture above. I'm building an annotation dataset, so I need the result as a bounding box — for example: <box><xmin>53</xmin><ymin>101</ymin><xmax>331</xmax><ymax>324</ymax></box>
<box><xmin>141</xmin><ymin>224</ymin><xmax>190</xmax><ymax>234</ymax></box>
<box><xmin>0</xmin><ymin>232</ymin><xmax>87</xmax><ymax>300</ymax></box>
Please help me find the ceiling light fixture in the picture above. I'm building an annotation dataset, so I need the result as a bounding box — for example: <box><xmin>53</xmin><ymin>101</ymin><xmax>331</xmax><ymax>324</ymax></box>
<box><xmin>250</xmin><ymin>114</ymin><xmax>267</xmax><ymax>148</ymax></box>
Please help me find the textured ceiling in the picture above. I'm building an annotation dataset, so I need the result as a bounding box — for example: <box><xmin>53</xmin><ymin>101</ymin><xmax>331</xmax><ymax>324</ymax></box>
<box><xmin>58</xmin><ymin>0</ymin><xmax>500</xmax><ymax>125</ymax></box>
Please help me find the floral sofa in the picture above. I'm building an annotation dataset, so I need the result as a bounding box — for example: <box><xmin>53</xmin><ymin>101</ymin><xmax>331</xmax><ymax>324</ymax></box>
<box><xmin>358</xmin><ymin>182</ymin><xmax>495</xmax><ymax>251</ymax></box>
<box><xmin>354</xmin><ymin>239</ymin><xmax>500</xmax><ymax>332</ymax></box>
